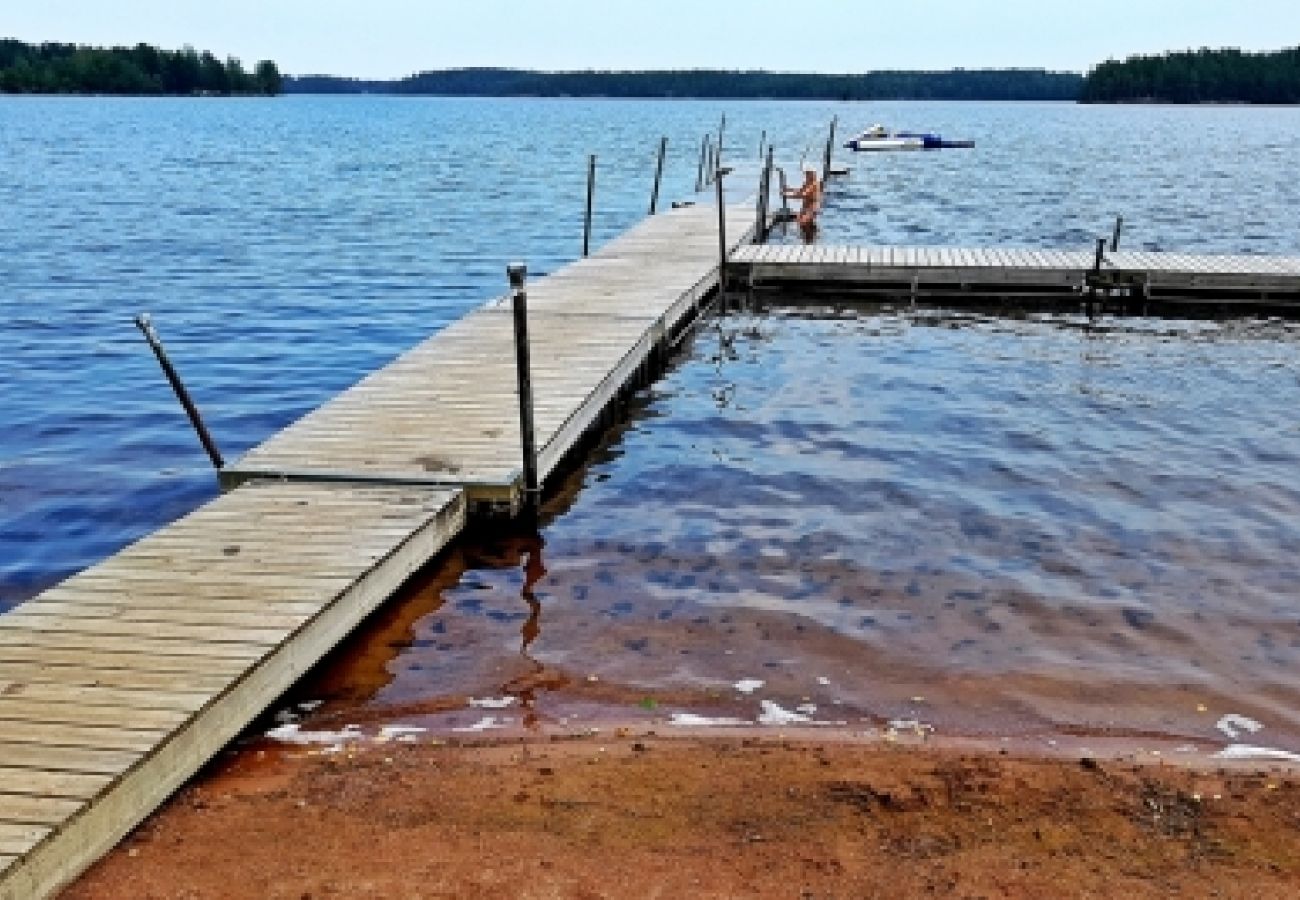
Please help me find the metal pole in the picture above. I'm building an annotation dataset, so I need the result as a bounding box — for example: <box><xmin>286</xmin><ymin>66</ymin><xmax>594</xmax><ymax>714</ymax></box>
<box><xmin>717</xmin><ymin>114</ymin><xmax>726</xmax><ymax>169</ymax></box>
<box><xmin>705</xmin><ymin>138</ymin><xmax>715</xmax><ymax>185</ymax></box>
<box><xmin>778</xmin><ymin>167</ymin><xmax>791</xmax><ymax>220</ymax></box>
<box><xmin>650</xmin><ymin>136</ymin><xmax>667</xmax><ymax>215</ymax></box>
<box><xmin>1111</xmin><ymin>215</ymin><xmax>1124</xmax><ymax>252</ymax></box>
<box><xmin>133</xmin><ymin>314</ymin><xmax>224</xmax><ymax>472</ymax></box>
<box><xmin>822</xmin><ymin>115</ymin><xmax>838</xmax><ymax>185</ymax></box>
<box><xmin>758</xmin><ymin>129</ymin><xmax>766</xmax><ymax>161</ymax></box>
<box><xmin>583</xmin><ymin>154</ymin><xmax>596</xmax><ymax>257</ymax></box>
<box><xmin>508</xmin><ymin>264</ymin><xmax>539</xmax><ymax>515</ymax></box>
<box><xmin>715</xmin><ymin>166</ymin><xmax>729</xmax><ymax>312</ymax></box>
<box><xmin>696</xmin><ymin>134</ymin><xmax>707</xmax><ymax>192</ymax></box>
<box><xmin>756</xmin><ymin>144</ymin><xmax>774</xmax><ymax>243</ymax></box>
<box><xmin>1093</xmin><ymin>237</ymin><xmax>1107</xmax><ymax>273</ymax></box>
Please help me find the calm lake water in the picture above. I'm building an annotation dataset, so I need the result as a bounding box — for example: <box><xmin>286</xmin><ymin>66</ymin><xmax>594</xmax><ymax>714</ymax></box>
<box><xmin>4</xmin><ymin>96</ymin><xmax>1300</xmax><ymax>749</ymax></box>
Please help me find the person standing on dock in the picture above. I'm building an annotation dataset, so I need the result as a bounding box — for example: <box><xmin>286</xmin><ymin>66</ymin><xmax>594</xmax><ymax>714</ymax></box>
<box><xmin>783</xmin><ymin>167</ymin><xmax>822</xmax><ymax>238</ymax></box>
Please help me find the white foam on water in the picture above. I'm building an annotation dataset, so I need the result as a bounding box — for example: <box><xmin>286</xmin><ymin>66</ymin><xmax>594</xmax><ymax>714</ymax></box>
<box><xmin>1217</xmin><ymin>714</ymin><xmax>1264</xmax><ymax>741</ymax></box>
<box><xmin>265</xmin><ymin>723</ymin><xmax>364</xmax><ymax>746</ymax></box>
<box><xmin>796</xmin><ymin>703</ymin><xmax>818</xmax><ymax>715</ymax></box>
<box><xmin>378</xmin><ymin>725</ymin><xmax>427</xmax><ymax>742</ymax></box>
<box><xmin>733</xmin><ymin>679</ymin><xmax>765</xmax><ymax>695</ymax></box>
<box><xmin>668</xmin><ymin>712</ymin><xmax>749</xmax><ymax>727</ymax></box>
<box><xmin>468</xmin><ymin>697</ymin><xmax>517</xmax><ymax>709</ymax></box>
<box><xmin>758</xmin><ymin>700</ymin><xmax>811</xmax><ymax>726</ymax></box>
<box><xmin>1215</xmin><ymin>744</ymin><xmax>1300</xmax><ymax>763</ymax></box>
<box><xmin>453</xmin><ymin>716</ymin><xmax>512</xmax><ymax>733</ymax></box>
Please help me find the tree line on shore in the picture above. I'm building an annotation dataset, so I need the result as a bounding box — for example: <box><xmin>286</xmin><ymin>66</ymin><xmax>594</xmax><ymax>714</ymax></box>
<box><xmin>4</xmin><ymin>37</ymin><xmax>1298</xmax><ymax>105</ymax></box>
<box><xmin>287</xmin><ymin>68</ymin><xmax>1084</xmax><ymax>101</ymax></box>
<box><xmin>0</xmin><ymin>39</ymin><xmax>281</xmax><ymax>95</ymax></box>
<box><xmin>1081</xmin><ymin>46</ymin><xmax>1300</xmax><ymax>104</ymax></box>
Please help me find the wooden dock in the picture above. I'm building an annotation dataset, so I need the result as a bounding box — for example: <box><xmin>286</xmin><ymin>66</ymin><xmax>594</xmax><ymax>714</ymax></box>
<box><xmin>0</xmin><ymin>198</ymin><xmax>753</xmax><ymax>899</ymax></box>
<box><xmin>731</xmin><ymin>244</ymin><xmax>1300</xmax><ymax>308</ymax></box>
<box><xmin>220</xmin><ymin>202</ymin><xmax>756</xmax><ymax>511</ymax></box>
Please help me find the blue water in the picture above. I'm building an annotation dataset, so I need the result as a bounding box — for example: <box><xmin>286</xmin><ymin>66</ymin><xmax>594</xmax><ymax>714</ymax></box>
<box><xmin>3</xmin><ymin>96</ymin><xmax>1299</xmax><ymax>614</ymax></box>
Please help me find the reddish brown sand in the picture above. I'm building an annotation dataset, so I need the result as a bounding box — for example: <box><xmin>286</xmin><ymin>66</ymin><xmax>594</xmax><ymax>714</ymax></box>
<box><xmin>66</xmin><ymin>734</ymin><xmax>1300</xmax><ymax>899</ymax></box>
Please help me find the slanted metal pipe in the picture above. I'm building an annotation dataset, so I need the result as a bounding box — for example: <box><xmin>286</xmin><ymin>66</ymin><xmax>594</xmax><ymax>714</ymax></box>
<box><xmin>134</xmin><ymin>314</ymin><xmax>224</xmax><ymax>472</ymax></box>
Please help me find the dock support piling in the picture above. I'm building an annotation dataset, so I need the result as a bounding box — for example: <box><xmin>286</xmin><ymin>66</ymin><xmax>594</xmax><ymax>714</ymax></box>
<box><xmin>1111</xmin><ymin>216</ymin><xmax>1124</xmax><ymax>252</ymax></box>
<box><xmin>1093</xmin><ymin>237</ymin><xmax>1107</xmax><ymax>274</ymax></box>
<box><xmin>822</xmin><ymin>116</ymin><xmax>838</xmax><ymax>185</ymax></box>
<box><xmin>649</xmin><ymin>136</ymin><xmax>668</xmax><ymax>215</ymax></box>
<box><xmin>583</xmin><ymin>155</ymin><xmax>596</xmax><ymax>257</ymax></box>
<box><xmin>133</xmin><ymin>314</ymin><xmax>225</xmax><ymax>472</ymax></box>
<box><xmin>755</xmin><ymin>145</ymin><xmax>774</xmax><ymax>244</ymax></box>
<box><xmin>716</xmin><ymin>166</ymin><xmax>730</xmax><ymax>312</ymax></box>
<box><xmin>758</xmin><ymin>129</ymin><xmax>766</xmax><ymax>161</ymax></box>
<box><xmin>508</xmin><ymin>264</ymin><xmax>540</xmax><ymax>516</ymax></box>
<box><xmin>696</xmin><ymin>135</ymin><xmax>708</xmax><ymax>192</ymax></box>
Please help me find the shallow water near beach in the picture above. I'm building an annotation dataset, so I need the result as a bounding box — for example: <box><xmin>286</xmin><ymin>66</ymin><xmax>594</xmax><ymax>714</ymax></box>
<box><xmin>279</xmin><ymin>305</ymin><xmax>1300</xmax><ymax>756</ymax></box>
<box><xmin>4</xmin><ymin>96</ymin><xmax>1300</xmax><ymax>755</ymax></box>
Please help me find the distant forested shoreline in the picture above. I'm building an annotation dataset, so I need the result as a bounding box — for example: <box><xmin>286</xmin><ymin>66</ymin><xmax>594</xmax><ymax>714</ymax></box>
<box><xmin>1081</xmin><ymin>47</ymin><xmax>1300</xmax><ymax>104</ymax></box>
<box><xmin>286</xmin><ymin>68</ymin><xmax>1084</xmax><ymax>101</ymax></box>
<box><xmin>6</xmin><ymin>38</ymin><xmax>1299</xmax><ymax>105</ymax></box>
<box><xmin>0</xmin><ymin>39</ymin><xmax>281</xmax><ymax>95</ymax></box>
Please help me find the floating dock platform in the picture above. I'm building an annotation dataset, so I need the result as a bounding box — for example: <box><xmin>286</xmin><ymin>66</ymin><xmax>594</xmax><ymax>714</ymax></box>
<box><xmin>731</xmin><ymin>244</ymin><xmax>1300</xmax><ymax>310</ymax></box>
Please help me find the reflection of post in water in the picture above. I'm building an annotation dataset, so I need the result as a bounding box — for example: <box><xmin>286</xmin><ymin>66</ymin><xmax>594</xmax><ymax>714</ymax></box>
<box><xmin>500</xmin><ymin>535</ymin><xmax>567</xmax><ymax>728</ymax></box>
<box><xmin>520</xmin><ymin>537</ymin><xmax>546</xmax><ymax>655</ymax></box>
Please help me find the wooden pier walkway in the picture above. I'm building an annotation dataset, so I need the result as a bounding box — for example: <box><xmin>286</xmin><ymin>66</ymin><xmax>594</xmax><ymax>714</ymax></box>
<box><xmin>731</xmin><ymin>244</ymin><xmax>1300</xmax><ymax>306</ymax></box>
<box><xmin>1</xmin><ymin>200</ymin><xmax>754</xmax><ymax>899</ymax></box>
<box><xmin>222</xmin><ymin>202</ymin><xmax>757</xmax><ymax>511</ymax></box>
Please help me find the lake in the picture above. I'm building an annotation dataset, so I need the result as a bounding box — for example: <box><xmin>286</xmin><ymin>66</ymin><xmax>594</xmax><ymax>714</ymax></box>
<box><xmin>3</xmin><ymin>96</ymin><xmax>1299</xmax><ymax>750</ymax></box>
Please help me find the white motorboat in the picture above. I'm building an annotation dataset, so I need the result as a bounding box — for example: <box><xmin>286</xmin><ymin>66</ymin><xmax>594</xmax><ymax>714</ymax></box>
<box><xmin>844</xmin><ymin>124</ymin><xmax>975</xmax><ymax>152</ymax></box>
<box><xmin>844</xmin><ymin>125</ymin><xmax>924</xmax><ymax>152</ymax></box>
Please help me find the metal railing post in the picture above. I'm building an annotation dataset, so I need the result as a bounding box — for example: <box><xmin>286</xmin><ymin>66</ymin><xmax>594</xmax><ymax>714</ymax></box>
<box><xmin>716</xmin><ymin>166</ymin><xmax>731</xmax><ymax>312</ymax></box>
<box><xmin>583</xmin><ymin>154</ymin><xmax>596</xmax><ymax>257</ymax></box>
<box><xmin>508</xmin><ymin>264</ymin><xmax>539</xmax><ymax>515</ymax></box>
<box><xmin>649</xmin><ymin>136</ymin><xmax>667</xmax><ymax>215</ymax></box>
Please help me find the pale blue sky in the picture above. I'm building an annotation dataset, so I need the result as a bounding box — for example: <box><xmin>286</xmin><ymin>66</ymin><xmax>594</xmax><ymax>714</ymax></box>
<box><xmin>5</xmin><ymin>1</ymin><xmax>1297</xmax><ymax>79</ymax></box>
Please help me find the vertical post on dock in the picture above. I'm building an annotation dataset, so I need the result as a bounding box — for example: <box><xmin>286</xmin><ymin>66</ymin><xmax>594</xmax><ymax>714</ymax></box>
<box><xmin>508</xmin><ymin>264</ymin><xmax>540</xmax><ymax>516</ymax></box>
<box><xmin>649</xmin><ymin>136</ymin><xmax>668</xmax><ymax>215</ymax></box>
<box><xmin>583</xmin><ymin>154</ymin><xmax>596</xmax><ymax>258</ymax></box>
<box><xmin>1093</xmin><ymin>237</ymin><xmax>1107</xmax><ymax>274</ymax></box>
<box><xmin>1111</xmin><ymin>216</ymin><xmax>1124</xmax><ymax>252</ymax></box>
<box><xmin>133</xmin><ymin>314</ymin><xmax>224</xmax><ymax>472</ymax></box>
<box><xmin>822</xmin><ymin>115</ymin><xmax>838</xmax><ymax>185</ymax></box>
<box><xmin>717</xmin><ymin>114</ymin><xmax>726</xmax><ymax>169</ymax></box>
<box><xmin>696</xmin><ymin>135</ymin><xmax>708</xmax><ymax>192</ymax></box>
<box><xmin>755</xmin><ymin>145</ymin><xmax>774</xmax><ymax>244</ymax></box>
<box><xmin>758</xmin><ymin>129</ymin><xmax>766</xmax><ymax>161</ymax></box>
<box><xmin>716</xmin><ymin>166</ymin><xmax>730</xmax><ymax>312</ymax></box>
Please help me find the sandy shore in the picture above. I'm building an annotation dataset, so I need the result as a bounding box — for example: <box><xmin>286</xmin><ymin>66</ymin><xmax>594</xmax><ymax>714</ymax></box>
<box><xmin>66</xmin><ymin>731</ymin><xmax>1300</xmax><ymax>899</ymax></box>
